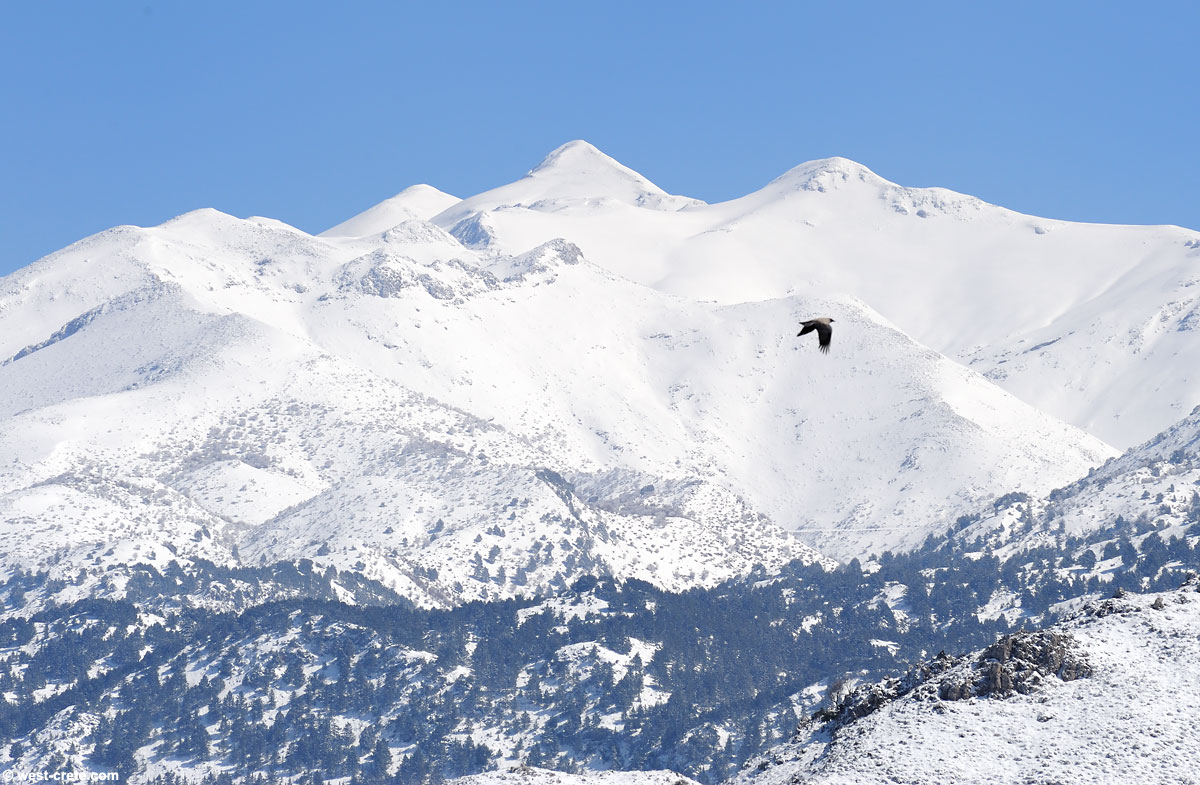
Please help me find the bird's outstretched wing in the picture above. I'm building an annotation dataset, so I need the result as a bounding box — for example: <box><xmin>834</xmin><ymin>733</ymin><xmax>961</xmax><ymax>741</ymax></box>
<box><xmin>814</xmin><ymin>322</ymin><xmax>832</xmax><ymax>353</ymax></box>
<box><xmin>797</xmin><ymin>318</ymin><xmax>833</xmax><ymax>353</ymax></box>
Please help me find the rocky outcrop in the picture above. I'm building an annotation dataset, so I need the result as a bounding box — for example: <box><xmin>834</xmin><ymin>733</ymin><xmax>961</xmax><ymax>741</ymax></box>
<box><xmin>812</xmin><ymin>630</ymin><xmax>1091</xmax><ymax>734</ymax></box>
<box><xmin>939</xmin><ymin>630</ymin><xmax>1090</xmax><ymax>700</ymax></box>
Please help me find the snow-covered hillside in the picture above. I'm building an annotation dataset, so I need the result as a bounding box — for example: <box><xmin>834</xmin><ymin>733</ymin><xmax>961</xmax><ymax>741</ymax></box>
<box><xmin>321</xmin><ymin>184</ymin><xmax>461</xmax><ymax>238</ymax></box>
<box><xmin>383</xmin><ymin>141</ymin><xmax>1197</xmax><ymax>449</ymax></box>
<box><xmin>2</xmin><ymin>495</ymin><xmax>1195</xmax><ymax>783</ymax></box>
<box><xmin>0</xmin><ymin>163</ymin><xmax>1122</xmax><ymax>600</ymax></box>
<box><xmin>945</xmin><ymin>404</ymin><xmax>1200</xmax><ymax>566</ymax></box>
<box><xmin>7</xmin><ymin>136</ymin><xmax>1200</xmax><ymax>785</ymax></box>
<box><xmin>735</xmin><ymin>582</ymin><xmax>1200</xmax><ymax>785</ymax></box>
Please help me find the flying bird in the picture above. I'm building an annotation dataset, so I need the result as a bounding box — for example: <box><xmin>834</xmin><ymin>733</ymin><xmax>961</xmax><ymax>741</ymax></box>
<box><xmin>797</xmin><ymin>317</ymin><xmax>834</xmax><ymax>354</ymax></box>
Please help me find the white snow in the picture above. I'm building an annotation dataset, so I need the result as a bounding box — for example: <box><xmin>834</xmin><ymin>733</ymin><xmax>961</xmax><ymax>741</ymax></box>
<box><xmin>320</xmin><ymin>184</ymin><xmax>461</xmax><ymax>238</ymax></box>
<box><xmin>421</xmin><ymin>147</ymin><xmax>1200</xmax><ymax>449</ymax></box>
<box><xmin>734</xmin><ymin>585</ymin><xmax>1200</xmax><ymax>785</ymax></box>
<box><xmin>7</xmin><ymin>140</ymin><xmax>1197</xmax><ymax>607</ymax></box>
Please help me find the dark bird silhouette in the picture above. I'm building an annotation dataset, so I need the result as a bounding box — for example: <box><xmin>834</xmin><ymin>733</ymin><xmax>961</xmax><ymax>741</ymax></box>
<box><xmin>797</xmin><ymin>317</ymin><xmax>835</xmax><ymax>354</ymax></box>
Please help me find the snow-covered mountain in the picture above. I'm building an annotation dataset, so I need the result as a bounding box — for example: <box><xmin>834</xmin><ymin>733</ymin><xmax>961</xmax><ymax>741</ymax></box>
<box><xmin>8</xmin><ymin>137</ymin><xmax>1200</xmax><ymax>785</ymax></box>
<box><xmin>372</xmin><ymin>141</ymin><xmax>1196</xmax><ymax>449</ymax></box>
<box><xmin>735</xmin><ymin>582</ymin><xmax>1200</xmax><ymax>785</ymax></box>
<box><xmin>0</xmin><ymin>146</ymin><xmax>1130</xmax><ymax>601</ymax></box>
<box><xmin>943</xmin><ymin>403</ymin><xmax>1200</xmax><ymax>568</ymax></box>
<box><xmin>321</xmin><ymin>184</ymin><xmax>461</xmax><ymax>239</ymax></box>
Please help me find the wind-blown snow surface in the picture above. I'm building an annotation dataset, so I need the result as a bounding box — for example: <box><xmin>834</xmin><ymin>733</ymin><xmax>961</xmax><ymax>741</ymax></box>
<box><xmin>734</xmin><ymin>585</ymin><xmax>1200</xmax><ymax>785</ymax></box>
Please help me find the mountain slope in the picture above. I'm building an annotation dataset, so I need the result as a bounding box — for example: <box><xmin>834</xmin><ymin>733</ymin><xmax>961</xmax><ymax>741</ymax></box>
<box><xmin>5</xmin><ymin>519</ymin><xmax>1196</xmax><ymax>784</ymax></box>
<box><xmin>0</xmin><ymin>197</ymin><xmax>1113</xmax><ymax>601</ymax></box>
<box><xmin>735</xmin><ymin>583</ymin><xmax>1200</xmax><ymax>785</ymax></box>
<box><xmin>321</xmin><ymin>184</ymin><xmax>461</xmax><ymax>238</ymax></box>
<box><xmin>432</xmin><ymin>141</ymin><xmax>702</xmax><ymax>231</ymax></box>
<box><xmin>397</xmin><ymin>145</ymin><xmax>1200</xmax><ymax>448</ymax></box>
<box><xmin>942</xmin><ymin>404</ymin><xmax>1200</xmax><ymax>565</ymax></box>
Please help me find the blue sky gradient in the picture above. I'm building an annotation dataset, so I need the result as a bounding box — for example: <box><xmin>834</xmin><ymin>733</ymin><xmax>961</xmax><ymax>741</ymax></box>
<box><xmin>1</xmin><ymin>1</ymin><xmax>1196</xmax><ymax>275</ymax></box>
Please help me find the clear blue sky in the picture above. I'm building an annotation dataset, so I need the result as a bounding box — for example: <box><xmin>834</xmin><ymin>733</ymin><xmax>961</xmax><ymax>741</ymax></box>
<box><xmin>2</xmin><ymin>1</ymin><xmax>1197</xmax><ymax>276</ymax></box>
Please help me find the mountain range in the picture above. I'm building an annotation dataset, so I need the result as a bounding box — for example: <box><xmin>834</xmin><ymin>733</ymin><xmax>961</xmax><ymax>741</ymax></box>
<box><xmin>2</xmin><ymin>140</ymin><xmax>1200</xmax><ymax>783</ymax></box>
<box><xmin>8</xmin><ymin>141</ymin><xmax>1195</xmax><ymax>608</ymax></box>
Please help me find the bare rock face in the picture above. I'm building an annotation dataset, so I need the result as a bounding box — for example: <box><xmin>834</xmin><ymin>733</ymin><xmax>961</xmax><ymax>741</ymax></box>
<box><xmin>811</xmin><ymin>630</ymin><xmax>1091</xmax><ymax>735</ymax></box>
<box><xmin>946</xmin><ymin>630</ymin><xmax>1091</xmax><ymax>699</ymax></box>
<box><xmin>1083</xmin><ymin>594</ymin><xmax>1143</xmax><ymax>618</ymax></box>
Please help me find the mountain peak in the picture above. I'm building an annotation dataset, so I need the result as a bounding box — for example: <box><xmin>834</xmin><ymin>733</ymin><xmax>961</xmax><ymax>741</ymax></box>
<box><xmin>321</xmin><ymin>184</ymin><xmax>461</xmax><ymax>238</ymax></box>
<box><xmin>766</xmin><ymin>156</ymin><xmax>888</xmax><ymax>191</ymax></box>
<box><xmin>526</xmin><ymin>140</ymin><xmax>674</xmax><ymax>201</ymax></box>
<box><xmin>529</xmin><ymin>140</ymin><xmax>631</xmax><ymax>178</ymax></box>
<box><xmin>157</xmin><ymin>207</ymin><xmax>241</xmax><ymax>228</ymax></box>
<box><xmin>431</xmin><ymin>141</ymin><xmax>702</xmax><ymax>226</ymax></box>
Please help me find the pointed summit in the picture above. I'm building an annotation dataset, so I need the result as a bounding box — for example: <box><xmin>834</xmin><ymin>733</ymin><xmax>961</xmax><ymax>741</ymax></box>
<box><xmin>432</xmin><ymin>140</ymin><xmax>702</xmax><ymax>227</ymax></box>
<box><xmin>529</xmin><ymin>140</ymin><xmax>641</xmax><ymax>179</ymax></box>
<box><xmin>521</xmin><ymin>140</ymin><xmax>690</xmax><ymax>206</ymax></box>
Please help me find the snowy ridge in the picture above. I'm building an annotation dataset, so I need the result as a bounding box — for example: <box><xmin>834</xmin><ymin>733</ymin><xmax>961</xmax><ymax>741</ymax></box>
<box><xmin>735</xmin><ymin>582</ymin><xmax>1200</xmax><ymax>785</ymax></box>
<box><xmin>432</xmin><ymin>141</ymin><xmax>703</xmax><ymax>228</ymax></box>
<box><xmin>396</xmin><ymin>143</ymin><xmax>1200</xmax><ymax>448</ymax></box>
<box><xmin>320</xmin><ymin>184</ymin><xmax>461</xmax><ymax>238</ymax></box>
<box><xmin>6</xmin><ymin>138</ymin><xmax>1200</xmax><ymax>785</ymax></box>
<box><xmin>0</xmin><ymin>197</ymin><xmax>1117</xmax><ymax>601</ymax></box>
<box><xmin>13</xmin><ymin>139</ymin><xmax>1200</xmax><ymax>607</ymax></box>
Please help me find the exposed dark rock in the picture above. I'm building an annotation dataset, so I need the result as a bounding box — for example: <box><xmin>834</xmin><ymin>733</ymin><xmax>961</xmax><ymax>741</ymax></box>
<box><xmin>810</xmin><ymin>651</ymin><xmax>958</xmax><ymax>729</ymax></box>
<box><xmin>809</xmin><ymin>630</ymin><xmax>1090</xmax><ymax>737</ymax></box>
<box><xmin>1084</xmin><ymin>596</ymin><xmax>1141</xmax><ymax>618</ymax></box>
<box><xmin>957</xmin><ymin>631</ymin><xmax>1090</xmax><ymax>698</ymax></box>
